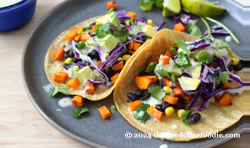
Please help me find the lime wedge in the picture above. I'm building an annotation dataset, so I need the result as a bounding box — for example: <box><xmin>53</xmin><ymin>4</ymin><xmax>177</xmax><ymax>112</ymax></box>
<box><xmin>181</xmin><ymin>0</ymin><xmax>225</xmax><ymax>17</ymax></box>
<box><xmin>163</xmin><ymin>0</ymin><xmax>181</xmax><ymax>17</ymax></box>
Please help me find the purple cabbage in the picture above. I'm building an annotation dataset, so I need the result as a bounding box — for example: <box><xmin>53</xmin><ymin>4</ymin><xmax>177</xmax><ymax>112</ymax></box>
<box><xmin>116</xmin><ymin>10</ymin><xmax>126</xmax><ymax>16</ymax></box>
<box><xmin>123</xmin><ymin>25</ymin><xmax>132</xmax><ymax>29</ymax></box>
<box><xmin>186</xmin><ymin>38</ymin><xmax>213</xmax><ymax>51</ymax></box>
<box><xmin>118</xmin><ymin>16</ymin><xmax>131</xmax><ymax>21</ymax></box>
<box><xmin>173</xmin><ymin>14</ymin><xmax>195</xmax><ymax>25</ymax></box>
<box><xmin>181</xmin><ymin>71</ymin><xmax>192</xmax><ymax>78</ymax></box>
<box><xmin>204</xmin><ymin>25</ymin><xmax>230</xmax><ymax>36</ymax></box>
<box><xmin>187</xmin><ymin>82</ymin><xmax>205</xmax><ymax>109</ymax></box>
<box><xmin>230</xmin><ymin>73</ymin><xmax>250</xmax><ymax>86</ymax></box>
<box><xmin>134</xmin><ymin>17</ymin><xmax>147</xmax><ymax>24</ymax></box>
<box><xmin>157</xmin><ymin>21</ymin><xmax>166</xmax><ymax>31</ymax></box>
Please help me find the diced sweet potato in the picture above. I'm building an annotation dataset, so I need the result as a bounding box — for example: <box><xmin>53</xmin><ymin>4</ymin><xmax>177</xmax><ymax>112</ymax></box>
<box><xmin>134</xmin><ymin>75</ymin><xmax>157</xmax><ymax>90</ymax></box>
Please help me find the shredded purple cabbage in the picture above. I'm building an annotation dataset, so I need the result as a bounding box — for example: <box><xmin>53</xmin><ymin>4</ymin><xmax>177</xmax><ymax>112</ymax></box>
<box><xmin>173</xmin><ymin>14</ymin><xmax>195</xmax><ymax>25</ymax></box>
<box><xmin>116</xmin><ymin>10</ymin><xmax>126</xmax><ymax>16</ymax></box>
<box><xmin>134</xmin><ymin>17</ymin><xmax>147</xmax><ymax>24</ymax></box>
<box><xmin>186</xmin><ymin>38</ymin><xmax>213</xmax><ymax>51</ymax></box>
<box><xmin>118</xmin><ymin>16</ymin><xmax>131</xmax><ymax>21</ymax></box>
<box><xmin>157</xmin><ymin>21</ymin><xmax>166</xmax><ymax>31</ymax></box>
<box><xmin>204</xmin><ymin>25</ymin><xmax>230</xmax><ymax>36</ymax></box>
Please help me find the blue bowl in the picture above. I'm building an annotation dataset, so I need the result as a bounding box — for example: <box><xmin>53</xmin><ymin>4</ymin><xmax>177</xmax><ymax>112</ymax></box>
<box><xmin>0</xmin><ymin>0</ymin><xmax>37</xmax><ymax>31</ymax></box>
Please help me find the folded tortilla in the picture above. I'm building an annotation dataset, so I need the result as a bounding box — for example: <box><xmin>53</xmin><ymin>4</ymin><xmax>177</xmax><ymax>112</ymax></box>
<box><xmin>44</xmin><ymin>16</ymin><xmax>150</xmax><ymax>101</ymax></box>
<box><xmin>113</xmin><ymin>29</ymin><xmax>243</xmax><ymax>141</ymax></box>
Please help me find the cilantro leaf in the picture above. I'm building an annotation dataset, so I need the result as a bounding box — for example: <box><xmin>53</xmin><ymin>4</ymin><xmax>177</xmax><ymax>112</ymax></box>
<box><xmin>148</xmin><ymin>86</ymin><xmax>166</xmax><ymax>101</ymax></box>
<box><xmin>181</xmin><ymin>110</ymin><xmax>192</xmax><ymax>126</ymax></box>
<box><xmin>146</xmin><ymin>61</ymin><xmax>157</xmax><ymax>74</ymax></box>
<box><xmin>83</xmin><ymin>26</ymin><xmax>92</xmax><ymax>32</ymax></box>
<box><xmin>168</xmin><ymin>72</ymin><xmax>177</xmax><ymax>82</ymax></box>
<box><xmin>173</xmin><ymin>40</ymin><xmax>190</xmax><ymax>53</ymax></box>
<box><xmin>99</xmin><ymin>22</ymin><xmax>110</xmax><ymax>32</ymax></box>
<box><xmin>170</xmin><ymin>47</ymin><xmax>177</xmax><ymax>55</ymax></box>
<box><xmin>134</xmin><ymin>103</ymin><xmax>151</xmax><ymax>124</ymax></box>
<box><xmin>110</xmin><ymin>105</ymin><xmax>116</xmax><ymax>114</ymax></box>
<box><xmin>215</xmin><ymin>76</ymin><xmax>221</xmax><ymax>85</ymax></box>
<box><xmin>217</xmin><ymin>39</ymin><xmax>229</xmax><ymax>49</ymax></box>
<box><xmin>72</xmin><ymin>107</ymin><xmax>90</xmax><ymax>119</ymax></box>
<box><xmin>174</xmin><ymin>52</ymin><xmax>191</xmax><ymax>68</ymax></box>
<box><xmin>214</xmin><ymin>71</ymin><xmax>230</xmax><ymax>85</ymax></box>
<box><xmin>58</xmin><ymin>85</ymin><xmax>74</xmax><ymax>94</ymax></box>
<box><xmin>197</xmin><ymin>51</ymin><xmax>213</xmax><ymax>65</ymax></box>
<box><xmin>49</xmin><ymin>88</ymin><xmax>60</xmax><ymax>98</ymax></box>
<box><xmin>187</xmin><ymin>20</ymin><xmax>202</xmax><ymax>38</ymax></box>
<box><xmin>106</xmin><ymin>8</ymin><xmax>114</xmax><ymax>15</ymax></box>
<box><xmin>112</xmin><ymin>26</ymin><xmax>129</xmax><ymax>43</ymax></box>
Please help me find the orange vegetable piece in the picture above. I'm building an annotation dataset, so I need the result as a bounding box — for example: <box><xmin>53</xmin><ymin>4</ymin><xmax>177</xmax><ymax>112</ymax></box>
<box><xmin>209</xmin><ymin>64</ymin><xmax>218</xmax><ymax>68</ymax></box>
<box><xmin>128</xmin><ymin>41</ymin><xmax>134</xmax><ymax>50</ymax></box>
<box><xmin>112</xmin><ymin>60</ymin><xmax>124</xmax><ymax>71</ymax></box>
<box><xmin>173</xmin><ymin>87</ymin><xmax>185</xmax><ymax>97</ymax></box>
<box><xmin>163</xmin><ymin>78</ymin><xmax>180</xmax><ymax>88</ymax></box>
<box><xmin>74</xmin><ymin>34</ymin><xmax>81</xmax><ymax>41</ymax></box>
<box><xmin>81</xmin><ymin>34</ymin><xmax>90</xmax><ymax>42</ymax></box>
<box><xmin>133</xmin><ymin>42</ymin><xmax>141</xmax><ymax>51</ymax></box>
<box><xmin>146</xmin><ymin>57</ymin><xmax>159</xmax><ymax>67</ymax></box>
<box><xmin>164</xmin><ymin>50</ymin><xmax>175</xmax><ymax>59</ymax></box>
<box><xmin>53</xmin><ymin>72</ymin><xmax>69</xmax><ymax>83</ymax></box>
<box><xmin>126</xmin><ymin>12</ymin><xmax>136</xmax><ymax>20</ymax></box>
<box><xmin>98</xmin><ymin>106</ymin><xmax>111</xmax><ymax>119</ymax></box>
<box><xmin>107</xmin><ymin>1</ymin><xmax>117</xmax><ymax>10</ymax></box>
<box><xmin>174</xmin><ymin>23</ymin><xmax>185</xmax><ymax>32</ymax></box>
<box><xmin>65</xmin><ymin>30</ymin><xmax>78</xmax><ymax>41</ymax></box>
<box><xmin>84</xmin><ymin>83</ymin><xmax>95</xmax><ymax>94</ymax></box>
<box><xmin>134</xmin><ymin>75</ymin><xmax>157</xmax><ymax>90</ymax></box>
<box><xmin>75</xmin><ymin>27</ymin><xmax>83</xmax><ymax>35</ymax></box>
<box><xmin>222</xmin><ymin>81</ymin><xmax>232</xmax><ymax>89</ymax></box>
<box><xmin>111</xmin><ymin>73</ymin><xmax>120</xmax><ymax>84</ymax></box>
<box><xmin>159</xmin><ymin>56</ymin><xmax>170</xmax><ymax>65</ymax></box>
<box><xmin>215</xmin><ymin>95</ymin><xmax>221</xmax><ymax>100</ymax></box>
<box><xmin>128</xmin><ymin>49</ymin><xmax>135</xmax><ymax>55</ymax></box>
<box><xmin>53</xmin><ymin>46</ymin><xmax>66</xmax><ymax>62</ymax></box>
<box><xmin>71</xmin><ymin>95</ymin><xmax>84</xmax><ymax>107</ymax></box>
<box><xmin>147</xmin><ymin>106</ymin><xmax>162</xmax><ymax>121</ymax></box>
<box><xmin>66</xmin><ymin>78</ymin><xmax>80</xmax><ymax>89</ymax></box>
<box><xmin>128</xmin><ymin>100</ymin><xmax>142</xmax><ymax>113</ymax></box>
<box><xmin>164</xmin><ymin>95</ymin><xmax>179</xmax><ymax>105</ymax></box>
<box><xmin>97</xmin><ymin>60</ymin><xmax>103</xmax><ymax>67</ymax></box>
<box><xmin>181</xmin><ymin>94</ymin><xmax>194</xmax><ymax>102</ymax></box>
<box><xmin>218</xmin><ymin>92</ymin><xmax>232</xmax><ymax>106</ymax></box>
<box><xmin>91</xmin><ymin>26</ymin><xmax>96</xmax><ymax>33</ymax></box>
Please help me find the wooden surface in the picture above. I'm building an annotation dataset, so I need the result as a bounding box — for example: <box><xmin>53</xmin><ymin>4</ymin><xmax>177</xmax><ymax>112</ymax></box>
<box><xmin>0</xmin><ymin>0</ymin><xmax>249</xmax><ymax>147</ymax></box>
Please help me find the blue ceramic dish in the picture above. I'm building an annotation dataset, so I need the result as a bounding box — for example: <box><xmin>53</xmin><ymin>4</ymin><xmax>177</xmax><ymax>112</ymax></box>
<box><xmin>0</xmin><ymin>0</ymin><xmax>37</xmax><ymax>31</ymax></box>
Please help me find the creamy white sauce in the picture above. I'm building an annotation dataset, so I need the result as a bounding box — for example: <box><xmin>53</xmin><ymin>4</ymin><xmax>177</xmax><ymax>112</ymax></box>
<box><xmin>141</xmin><ymin>96</ymin><xmax>162</xmax><ymax>107</ymax></box>
<box><xmin>43</xmin><ymin>84</ymin><xmax>54</xmax><ymax>93</ymax></box>
<box><xmin>67</xmin><ymin>68</ymin><xmax>75</xmax><ymax>78</ymax></box>
<box><xmin>172</xmin><ymin>124</ymin><xmax>179</xmax><ymax>130</ymax></box>
<box><xmin>138</xmin><ymin>111</ymin><xmax>144</xmax><ymax>117</ymax></box>
<box><xmin>128</xmin><ymin>21</ymin><xmax>147</xmax><ymax>35</ymax></box>
<box><xmin>225</xmin><ymin>36</ymin><xmax>232</xmax><ymax>42</ymax></box>
<box><xmin>203</xmin><ymin>46</ymin><xmax>228</xmax><ymax>58</ymax></box>
<box><xmin>58</xmin><ymin>97</ymin><xmax>72</xmax><ymax>108</ymax></box>
<box><xmin>159</xmin><ymin>144</ymin><xmax>168</xmax><ymax>148</ymax></box>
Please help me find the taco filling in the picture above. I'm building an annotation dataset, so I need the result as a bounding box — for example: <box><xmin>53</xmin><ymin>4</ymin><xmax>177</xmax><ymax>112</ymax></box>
<box><xmin>45</xmin><ymin>8</ymin><xmax>166</xmax><ymax>100</ymax></box>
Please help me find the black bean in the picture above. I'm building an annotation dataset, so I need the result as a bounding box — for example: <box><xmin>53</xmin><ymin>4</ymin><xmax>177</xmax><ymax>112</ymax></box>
<box><xmin>88</xmin><ymin>50</ymin><xmax>100</xmax><ymax>60</ymax></box>
<box><xmin>63</xmin><ymin>63</ymin><xmax>70</xmax><ymax>70</ymax></box>
<box><xmin>158</xmin><ymin>79</ymin><xmax>166</xmax><ymax>88</ymax></box>
<box><xmin>135</xmin><ymin>89</ymin><xmax>144</xmax><ymax>97</ymax></box>
<box><xmin>161</xmin><ymin>102</ymin><xmax>172</xmax><ymax>112</ymax></box>
<box><xmin>68</xmin><ymin>50</ymin><xmax>74</xmax><ymax>58</ymax></box>
<box><xmin>190</xmin><ymin>113</ymin><xmax>201</xmax><ymax>124</ymax></box>
<box><xmin>176</xmin><ymin>99</ymin><xmax>185</xmax><ymax>109</ymax></box>
<box><xmin>233</xmin><ymin>61</ymin><xmax>243</xmax><ymax>71</ymax></box>
<box><xmin>155</xmin><ymin>104</ymin><xmax>162</xmax><ymax>111</ymax></box>
<box><xmin>64</xmin><ymin>53</ymin><xmax>69</xmax><ymax>59</ymax></box>
<box><xmin>127</xmin><ymin>93</ymin><xmax>138</xmax><ymax>101</ymax></box>
<box><xmin>228</xmin><ymin>65</ymin><xmax>233</xmax><ymax>72</ymax></box>
<box><xmin>140</xmin><ymin>92</ymin><xmax>150</xmax><ymax>101</ymax></box>
<box><xmin>104</xmin><ymin>67</ymin><xmax>114</xmax><ymax>77</ymax></box>
<box><xmin>147</xmin><ymin>83</ymin><xmax>157</xmax><ymax>91</ymax></box>
<box><xmin>138</xmin><ymin>70</ymin><xmax>149</xmax><ymax>76</ymax></box>
<box><xmin>72</xmin><ymin>57</ymin><xmax>80</xmax><ymax>63</ymax></box>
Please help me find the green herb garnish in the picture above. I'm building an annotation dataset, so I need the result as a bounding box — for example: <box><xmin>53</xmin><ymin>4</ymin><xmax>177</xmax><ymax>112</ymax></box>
<box><xmin>76</xmin><ymin>41</ymin><xmax>86</xmax><ymax>49</ymax></box>
<box><xmin>72</xmin><ymin>107</ymin><xmax>90</xmax><ymax>118</ymax></box>
<box><xmin>50</xmin><ymin>85</ymin><xmax>74</xmax><ymax>97</ymax></box>
<box><xmin>181</xmin><ymin>110</ymin><xmax>192</xmax><ymax>126</ymax></box>
<box><xmin>215</xmin><ymin>71</ymin><xmax>230</xmax><ymax>85</ymax></box>
<box><xmin>106</xmin><ymin>8</ymin><xmax>114</xmax><ymax>15</ymax></box>
<box><xmin>148</xmin><ymin>86</ymin><xmax>166</xmax><ymax>101</ymax></box>
<box><xmin>174</xmin><ymin>52</ymin><xmax>191</xmax><ymax>68</ymax></box>
<box><xmin>197</xmin><ymin>51</ymin><xmax>213</xmax><ymax>65</ymax></box>
<box><xmin>134</xmin><ymin>103</ymin><xmax>151</xmax><ymax>123</ymax></box>
<box><xmin>146</xmin><ymin>61</ymin><xmax>158</xmax><ymax>74</ymax></box>
<box><xmin>110</xmin><ymin>105</ymin><xmax>116</xmax><ymax>114</ymax></box>
<box><xmin>112</xmin><ymin>26</ymin><xmax>129</xmax><ymax>43</ymax></box>
<box><xmin>173</xmin><ymin>40</ymin><xmax>191</xmax><ymax>53</ymax></box>
<box><xmin>187</xmin><ymin>20</ymin><xmax>202</xmax><ymax>38</ymax></box>
<box><xmin>170</xmin><ymin>47</ymin><xmax>177</xmax><ymax>55</ymax></box>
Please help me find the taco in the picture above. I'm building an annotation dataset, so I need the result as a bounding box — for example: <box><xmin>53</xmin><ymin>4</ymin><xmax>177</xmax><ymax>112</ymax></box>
<box><xmin>44</xmin><ymin>9</ymin><xmax>166</xmax><ymax>101</ymax></box>
<box><xmin>113</xmin><ymin>29</ymin><xmax>249</xmax><ymax>141</ymax></box>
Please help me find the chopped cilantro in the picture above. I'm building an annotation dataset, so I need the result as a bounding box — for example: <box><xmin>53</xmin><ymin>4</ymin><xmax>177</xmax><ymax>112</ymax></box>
<box><xmin>95</xmin><ymin>22</ymin><xmax>111</xmax><ymax>39</ymax></box>
<box><xmin>72</xmin><ymin>107</ymin><xmax>90</xmax><ymax>119</ymax></box>
<box><xmin>174</xmin><ymin>52</ymin><xmax>191</xmax><ymax>68</ymax></box>
<box><xmin>110</xmin><ymin>105</ymin><xmax>116</xmax><ymax>114</ymax></box>
<box><xmin>148</xmin><ymin>86</ymin><xmax>166</xmax><ymax>101</ymax></box>
<box><xmin>49</xmin><ymin>88</ymin><xmax>60</xmax><ymax>98</ymax></box>
<box><xmin>170</xmin><ymin>47</ymin><xmax>177</xmax><ymax>55</ymax></box>
<box><xmin>146</xmin><ymin>61</ymin><xmax>157</xmax><ymax>74</ymax></box>
<box><xmin>187</xmin><ymin>20</ymin><xmax>202</xmax><ymax>38</ymax></box>
<box><xmin>57</xmin><ymin>85</ymin><xmax>74</xmax><ymax>94</ymax></box>
<box><xmin>181</xmin><ymin>110</ymin><xmax>192</xmax><ymax>126</ymax></box>
<box><xmin>83</xmin><ymin>26</ymin><xmax>92</xmax><ymax>32</ymax></box>
<box><xmin>197</xmin><ymin>51</ymin><xmax>213</xmax><ymax>65</ymax></box>
<box><xmin>217</xmin><ymin>39</ymin><xmax>229</xmax><ymax>49</ymax></box>
<box><xmin>168</xmin><ymin>72</ymin><xmax>177</xmax><ymax>82</ymax></box>
<box><xmin>112</xmin><ymin>26</ymin><xmax>129</xmax><ymax>43</ymax></box>
<box><xmin>134</xmin><ymin>103</ymin><xmax>151</xmax><ymax>123</ymax></box>
<box><xmin>173</xmin><ymin>40</ymin><xmax>190</xmax><ymax>53</ymax></box>
<box><xmin>215</xmin><ymin>71</ymin><xmax>230</xmax><ymax>85</ymax></box>
<box><xmin>76</xmin><ymin>41</ymin><xmax>86</xmax><ymax>49</ymax></box>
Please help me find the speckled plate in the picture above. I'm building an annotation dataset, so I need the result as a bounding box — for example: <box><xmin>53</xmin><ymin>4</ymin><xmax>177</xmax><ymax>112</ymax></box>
<box><xmin>22</xmin><ymin>0</ymin><xmax>250</xmax><ymax>147</ymax></box>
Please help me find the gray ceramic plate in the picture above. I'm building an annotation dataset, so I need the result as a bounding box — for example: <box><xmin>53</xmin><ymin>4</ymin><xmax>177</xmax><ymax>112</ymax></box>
<box><xmin>22</xmin><ymin>0</ymin><xmax>250</xmax><ymax>147</ymax></box>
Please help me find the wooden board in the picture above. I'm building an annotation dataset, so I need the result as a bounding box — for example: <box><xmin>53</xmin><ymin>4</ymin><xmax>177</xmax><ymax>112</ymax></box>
<box><xmin>0</xmin><ymin>0</ymin><xmax>249</xmax><ymax>147</ymax></box>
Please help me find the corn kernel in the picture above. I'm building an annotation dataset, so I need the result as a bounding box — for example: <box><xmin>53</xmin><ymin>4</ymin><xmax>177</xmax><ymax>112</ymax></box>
<box><xmin>147</xmin><ymin>19</ymin><xmax>153</xmax><ymax>25</ymax></box>
<box><xmin>163</xmin><ymin>86</ymin><xmax>171</xmax><ymax>94</ymax></box>
<box><xmin>64</xmin><ymin>58</ymin><xmax>72</xmax><ymax>64</ymax></box>
<box><xmin>122</xmin><ymin>54</ymin><xmax>131</xmax><ymax>62</ymax></box>
<box><xmin>117</xmin><ymin>58</ymin><xmax>123</xmax><ymax>61</ymax></box>
<box><xmin>125</xmin><ymin>21</ymin><xmax>130</xmax><ymax>26</ymax></box>
<box><xmin>96</xmin><ymin>20</ymin><xmax>100</xmax><ymax>25</ymax></box>
<box><xmin>231</xmin><ymin>58</ymin><xmax>239</xmax><ymax>65</ymax></box>
<box><xmin>177</xmin><ymin>109</ymin><xmax>185</xmax><ymax>119</ymax></box>
<box><xmin>165</xmin><ymin>107</ymin><xmax>174</xmax><ymax>117</ymax></box>
<box><xmin>210</xmin><ymin>97</ymin><xmax>215</xmax><ymax>104</ymax></box>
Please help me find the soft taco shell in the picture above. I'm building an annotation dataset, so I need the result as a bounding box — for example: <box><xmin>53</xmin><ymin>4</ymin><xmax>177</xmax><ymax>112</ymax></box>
<box><xmin>113</xmin><ymin>29</ymin><xmax>243</xmax><ymax>141</ymax></box>
<box><xmin>44</xmin><ymin>16</ymin><xmax>151</xmax><ymax>101</ymax></box>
